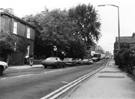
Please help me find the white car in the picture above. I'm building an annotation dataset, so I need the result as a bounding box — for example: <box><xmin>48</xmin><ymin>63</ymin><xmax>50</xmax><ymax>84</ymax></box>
<box><xmin>0</xmin><ymin>61</ymin><xmax>8</xmax><ymax>76</ymax></box>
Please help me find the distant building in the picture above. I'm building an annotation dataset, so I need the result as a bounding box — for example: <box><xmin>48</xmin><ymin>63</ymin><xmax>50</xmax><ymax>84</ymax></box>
<box><xmin>90</xmin><ymin>44</ymin><xmax>105</xmax><ymax>57</ymax></box>
<box><xmin>0</xmin><ymin>9</ymin><xmax>36</xmax><ymax>65</ymax></box>
<box><xmin>105</xmin><ymin>51</ymin><xmax>111</xmax><ymax>57</ymax></box>
<box><xmin>95</xmin><ymin>45</ymin><xmax>104</xmax><ymax>54</ymax></box>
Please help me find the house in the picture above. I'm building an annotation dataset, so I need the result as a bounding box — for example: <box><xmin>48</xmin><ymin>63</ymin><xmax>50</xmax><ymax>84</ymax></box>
<box><xmin>114</xmin><ymin>33</ymin><xmax>135</xmax><ymax>54</ymax></box>
<box><xmin>0</xmin><ymin>9</ymin><xmax>36</xmax><ymax>65</ymax></box>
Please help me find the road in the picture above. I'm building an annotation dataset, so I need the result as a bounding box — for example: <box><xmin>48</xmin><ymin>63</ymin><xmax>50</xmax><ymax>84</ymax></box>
<box><xmin>0</xmin><ymin>59</ymin><xmax>108</xmax><ymax>99</ymax></box>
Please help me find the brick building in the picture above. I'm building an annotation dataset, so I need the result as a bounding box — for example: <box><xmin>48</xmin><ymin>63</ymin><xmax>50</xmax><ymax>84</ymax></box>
<box><xmin>0</xmin><ymin>9</ymin><xmax>36</xmax><ymax>65</ymax></box>
<box><xmin>114</xmin><ymin>33</ymin><xmax>135</xmax><ymax>54</ymax></box>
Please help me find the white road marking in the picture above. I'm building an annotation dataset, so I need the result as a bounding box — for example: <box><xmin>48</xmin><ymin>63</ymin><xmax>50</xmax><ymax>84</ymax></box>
<box><xmin>0</xmin><ymin>67</ymin><xmax>76</xmax><ymax>80</ymax></box>
<box><xmin>41</xmin><ymin>66</ymin><xmax>106</xmax><ymax>99</ymax></box>
<box><xmin>41</xmin><ymin>59</ymin><xmax>109</xmax><ymax>99</ymax></box>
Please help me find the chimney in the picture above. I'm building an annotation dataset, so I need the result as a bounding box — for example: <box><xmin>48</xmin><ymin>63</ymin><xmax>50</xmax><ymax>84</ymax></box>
<box><xmin>0</xmin><ymin>8</ymin><xmax>14</xmax><ymax>15</ymax></box>
<box><xmin>132</xmin><ymin>33</ymin><xmax>135</xmax><ymax>38</ymax></box>
<box><xmin>6</xmin><ymin>8</ymin><xmax>14</xmax><ymax>15</ymax></box>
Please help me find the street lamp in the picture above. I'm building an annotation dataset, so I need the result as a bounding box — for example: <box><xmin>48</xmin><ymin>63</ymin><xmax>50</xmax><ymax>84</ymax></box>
<box><xmin>98</xmin><ymin>4</ymin><xmax>120</xmax><ymax>51</ymax></box>
<box><xmin>53</xmin><ymin>46</ymin><xmax>57</xmax><ymax>56</ymax></box>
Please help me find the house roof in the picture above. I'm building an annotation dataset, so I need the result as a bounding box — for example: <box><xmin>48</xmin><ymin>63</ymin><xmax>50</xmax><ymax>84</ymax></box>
<box><xmin>116</xmin><ymin>34</ymin><xmax>135</xmax><ymax>43</ymax></box>
<box><xmin>0</xmin><ymin>12</ymin><xmax>35</xmax><ymax>29</ymax></box>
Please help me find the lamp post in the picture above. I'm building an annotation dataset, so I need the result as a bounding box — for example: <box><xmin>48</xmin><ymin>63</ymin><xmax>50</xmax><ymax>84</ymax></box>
<box><xmin>53</xmin><ymin>45</ymin><xmax>57</xmax><ymax>57</ymax></box>
<box><xmin>98</xmin><ymin>4</ymin><xmax>120</xmax><ymax>51</ymax></box>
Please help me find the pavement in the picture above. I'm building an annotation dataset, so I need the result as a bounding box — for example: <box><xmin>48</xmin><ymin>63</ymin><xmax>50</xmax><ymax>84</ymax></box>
<box><xmin>63</xmin><ymin>59</ymin><xmax>135</xmax><ymax>99</ymax></box>
<box><xmin>8</xmin><ymin>64</ymin><xmax>43</xmax><ymax>70</ymax></box>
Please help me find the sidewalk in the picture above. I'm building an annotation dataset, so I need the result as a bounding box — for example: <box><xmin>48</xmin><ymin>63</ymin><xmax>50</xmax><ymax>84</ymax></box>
<box><xmin>64</xmin><ymin>59</ymin><xmax>135</xmax><ymax>99</ymax></box>
<box><xmin>8</xmin><ymin>64</ymin><xmax>43</xmax><ymax>70</ymax></box>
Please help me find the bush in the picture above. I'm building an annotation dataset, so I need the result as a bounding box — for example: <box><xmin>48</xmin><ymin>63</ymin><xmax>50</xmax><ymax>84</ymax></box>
<box><xmin>114</xmin><ymin>47</ymin><xmax>135</xmax><ymax>75</ymax></box>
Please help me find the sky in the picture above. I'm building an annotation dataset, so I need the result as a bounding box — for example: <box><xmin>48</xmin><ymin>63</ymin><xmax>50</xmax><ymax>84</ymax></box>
<box><xmin>1</xmin><ymin>0</ymin><xmax>135</xmax><ymax>54</ymax></box>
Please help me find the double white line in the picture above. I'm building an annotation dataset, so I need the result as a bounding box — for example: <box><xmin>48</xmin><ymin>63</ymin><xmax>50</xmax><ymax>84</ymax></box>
<box><xmin>41</xmin><ymin>60</ymin><xmax>110</xmax><ymax>99</ymax></box>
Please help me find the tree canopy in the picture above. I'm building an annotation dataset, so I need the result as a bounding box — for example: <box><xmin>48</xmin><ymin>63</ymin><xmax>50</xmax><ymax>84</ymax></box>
<box><xmin>68</xmin><ymin>4</ymin><xmax>101</xmax><ymax>49</ymax></box>
<box><xmin>22</xmin><ymin>4</ymin><xmax>101</xmax><ymax>59</ymax></box>
<box><xmin>0</xmin><ymin>30</ymin><xmax>16</xmax><ymax>53</ymax></box>
<box><xmin>0</xmin><ymin>30</ymin><xmax>29</xmax><ymax>54</ymax></box>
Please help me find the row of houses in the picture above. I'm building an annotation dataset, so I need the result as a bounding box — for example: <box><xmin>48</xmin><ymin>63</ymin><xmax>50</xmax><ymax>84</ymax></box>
<box><xmin>0</xmin><ymin>9</ymin><xmax>36</xmax><ymax>65</ymax></box>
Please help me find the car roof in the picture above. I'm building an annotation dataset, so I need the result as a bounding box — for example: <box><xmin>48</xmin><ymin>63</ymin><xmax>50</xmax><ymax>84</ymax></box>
<box><xmin>47</xmin><ymin>57</ymin><xmax>59</xmax><ymax>58</ymax></box>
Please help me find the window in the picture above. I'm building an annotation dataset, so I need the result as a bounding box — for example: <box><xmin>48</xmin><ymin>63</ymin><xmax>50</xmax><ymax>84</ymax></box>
<box><xmin>25</xmin><ymin>45</ymin><xmax>30</xmax><ymax>58</ymax></box>
<box><xmin>27</xmin><ymin>27</ymin><xmax>30</xmax><ymax>38</ymax></box>
<box><xmin>13</xmin><ymin>21</ymin><xmax>17</xmax><ymax>34</ymax></box>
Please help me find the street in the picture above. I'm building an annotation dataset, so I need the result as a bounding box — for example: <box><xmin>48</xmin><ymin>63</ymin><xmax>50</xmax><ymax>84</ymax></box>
<box><xmin>0</xmin><ymin>59</ymin><xmax>108</xmax><ymax>99</ymax></box>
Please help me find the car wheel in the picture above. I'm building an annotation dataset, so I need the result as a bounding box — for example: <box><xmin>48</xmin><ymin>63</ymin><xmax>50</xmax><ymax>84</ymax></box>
<box><xmin>0</xmin><ymin>66</ymin><xmax>3</xmax><ymax>76</ymax></box>
<box><xmin>63</xmin><ymin>64</ymin><xmax>65</xmax><ymax>68</ymax></box>
<box><xmin>43</xmin><ymin>65</ymin><xmax>47</xmax><ymax>68</ymax></box>
<box><xmin>54</xmin><ymin>64</ymin><xmax>58</xmax><ymax>68</ymax></box>
<box><xmin>57</xmin><ymin>64</ymin><xmax>59</xmax><ymax>68</ymax></box>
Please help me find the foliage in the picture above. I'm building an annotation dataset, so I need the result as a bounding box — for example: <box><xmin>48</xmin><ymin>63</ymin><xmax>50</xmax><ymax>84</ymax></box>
<box><xmin>16</xmin><ymin>37</ymin><xmax>29</xmax><ymax>53</ymax></box>
<box><xmin>114</xmin><ymin>47</ymin><xmax>135</xmax><ymax>75</ymax></box>
<box><xmin>22</xmin><ymin>4</ymin><xmax>101</xmax><ymax>58</ymax></box>
<box><xmin>0</xmin><ymin>30</ymin><xmax>17</xmax><ymax>53</ymax></box>
<box><xmin>0</xmin><ymin>30</ymin><xmax>29</xmax><ymax>54</ymax></box>
<box><xmin>68</xmin><ymin>39</ymin><xmax>86</xmax><ymax>58</ymax></box>
<box><xmin>68</xmin><ymin>3</ymin><xmax>101</xmax><ymax>49</ymax></box>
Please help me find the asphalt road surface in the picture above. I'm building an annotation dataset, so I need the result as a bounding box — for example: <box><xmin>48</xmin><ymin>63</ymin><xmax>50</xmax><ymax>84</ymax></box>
<box><xmin>0</xmin><ymin>59</ymin><xmax>108</xmax><ymax>99</ymax></box>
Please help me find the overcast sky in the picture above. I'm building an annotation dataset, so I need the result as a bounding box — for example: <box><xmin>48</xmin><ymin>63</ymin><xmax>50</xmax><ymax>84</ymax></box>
<box><xmin>1</xmin><ymin>0</ymin><xmax>135</xmax><ymax>54</ymax></box>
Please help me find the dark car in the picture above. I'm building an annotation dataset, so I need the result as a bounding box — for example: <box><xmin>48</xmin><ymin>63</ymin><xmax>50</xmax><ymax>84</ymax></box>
<box><xmin>91</xmin><ymin>57</ymin><xmax>99</xmax><ymax>62</ymax></box>
<box><xmin>92</xmin><ymin>53</ymin><xmax>101</xmax><ymax>62</ymax></box>
<box><xmin>63</xmin><ymin>58</ymin><xmax>73</xmax><ymax>66</ymax></box>
<box><xmin>75</xmin><ymin>59</ymin><xmax>83</xmax><ymax>65</ymax></box>
<box><xmin>82</xmin><ymin>59</ymin><xmax>90</xmax><ymax>65</ymax></box>
<box><xmin>42</xmin><ymin>57</ymin><xmax>65</xmax><ymax>68</ymax></box>
<box><xmin>88</xmin><ymin>59</ymin><xmax>93</xmax><ymax>64</ymax></box>
<box><xmin>82</xmin><ymin>59</ymin><xmax>93</xmax><ymax>65</ymax></box>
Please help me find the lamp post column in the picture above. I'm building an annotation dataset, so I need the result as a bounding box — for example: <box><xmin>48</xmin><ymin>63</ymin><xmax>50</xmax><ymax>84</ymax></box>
<box><xmin>98</xmin><ymin>4</ymin><xmax>120</xmax><ymax>51</ymax></box>
<box><xmin>118</xmin><ymin>6</ymin><xmax>120</xmax><ymax>50</ymax></box>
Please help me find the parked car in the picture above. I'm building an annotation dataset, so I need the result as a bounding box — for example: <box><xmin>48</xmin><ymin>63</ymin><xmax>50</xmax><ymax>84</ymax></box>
<box><xmin>63</xmin><ymin>58</ymin><xmax>73</xmax><ymax>66</ymax></box>
<box><xmin>0</xmin><ymin>61</ymin><xmax>8</xmax><ymax>76</ymax></box>
<box><xmin>82</xmin><ymin>59</ymin><xmax>93</xmax><ymax>65</ymax></box>
<box><xmin>82</xmin><ymin>59</ymin><xmax>90</xmax><ymax>65</ymax></box>
<box><xmin>88</xmin><ymin>59</ymin><xmax>93</xmax><ymax>64</ymax></box>
<box><xmin>76</xmin><ymin>59</ymin><xmax>83</xmax><ymax>65</ymax></box>
<box><xmin>72</xmin><ymin>58</ymin><xmax>78</xmax><ymax>66</ymax></box>
<box><xmin>42</xmin><ymin>57</ymin><xmax>65</xmax><ymax>68</ymax></box>
<box><xmin>92</xmin><ymin>53</ymin><xmax>101</xmax><ymax>62</ymax></box>
<box><xmin>92</xmin><ymin>57</ymin><xmax>100</xmax><ymax>62</ymax></box>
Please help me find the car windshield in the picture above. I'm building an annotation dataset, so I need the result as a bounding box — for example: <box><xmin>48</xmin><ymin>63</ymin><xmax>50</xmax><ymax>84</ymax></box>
<box><xmin>46</xmin><ymin>57</ymin><xmax>59</xmax><ymax>61</ymax></box>
<box><xmin>83</xmin><ymin>59</ymin><xmax>88</xmax><ymax>61</ymax></box>
<box><xmin>93</xmin><ymin>54</ymin><xmax>100</xmax><ymax>57</ymax></box>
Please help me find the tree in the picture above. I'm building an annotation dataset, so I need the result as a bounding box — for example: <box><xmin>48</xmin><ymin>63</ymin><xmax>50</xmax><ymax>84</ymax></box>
<box><xmin>68</xmin><ymin>3</ymin><xmax>101</xmax><ymax>49</ymax></box>
<box><xmin>0</xmin><ymin>29</ymin><xmax>29</xmax><ymax>63</ymax></box>
<box><xmin>0</xmin><ymin>30</ymin><xmax>17</xmax><ymax>53</ymax></box>
<box><xmin>23</xmin><ymin>9</ymin><xmax>80</xmax><ymax>58</ymax></box>
<box><xmin>68</xmin><ymin>39</ymin><xmax>86</xmax><ymax>58</ymax></box>
<box><xmin>22</xmin><ymin>4</ymin><xmax>101</xmax><ymax>58</ymax></box>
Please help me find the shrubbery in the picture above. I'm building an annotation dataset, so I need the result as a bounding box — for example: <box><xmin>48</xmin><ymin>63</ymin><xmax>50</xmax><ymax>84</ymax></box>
<box><xmin>114</xmin><ymin>47</ymin><xmax>135</xmax><ymax>75</ymax></box>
